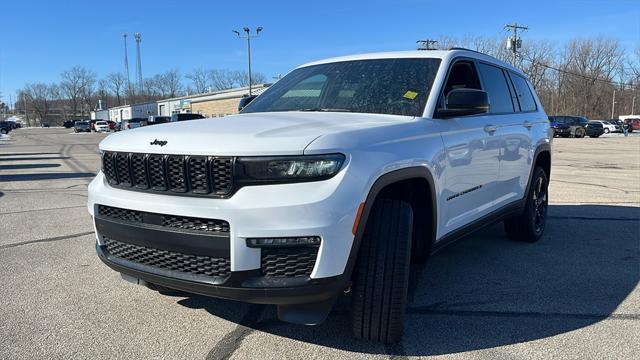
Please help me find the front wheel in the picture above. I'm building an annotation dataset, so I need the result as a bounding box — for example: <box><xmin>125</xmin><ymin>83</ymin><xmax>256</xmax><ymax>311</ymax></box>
<box><xmin>604</xmin><ymin>128</ymin><xmax>610</xmax><ymax>133</ymax></box>
<box><xmin>575</xmin><ymin>128</ymin><xmax>585</xmax><ymax>138</ymax></box>
<box><xmin>351</xmin><ymin>198</ymin><xmax>413</xmax><ymax>343</ymax></box>
<box><xmin>0</xmin><ymin>129</ymin><xmax>7</xmax><ymax>134</ymax></box>
<box><xmin>504</xmin><ymin>166</ymin><xmax>549</xmax><ymax>243</ymax></box>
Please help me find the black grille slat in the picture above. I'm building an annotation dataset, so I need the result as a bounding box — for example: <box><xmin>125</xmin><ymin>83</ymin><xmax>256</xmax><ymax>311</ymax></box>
<box><xmin>104</xmin><ymin>237</ymin><xmax>231</xmax><ymax>278</ymax></box>
<box><xmin>261</xmin><ymin>247</ymin><xmax>318</xmax><ymax>277</ymax></box>
<box><xmin>103</xmin><ymin>151</ymin><xmax>234</xmax><ymax>197</ymax></box>
<box><xmin>131</xmin><ymin>153</ymin><xmax>149</xmax><ymax>189</ymax></box>
<box><xmin>188</xmin><ymin>156</ymin><xmax>210</xmax><ymax>194</ymax></box>
<box><xmin>102</xmin><ymin>152</ymin><xmax>118</xmax><ymax>184</ymax></box>
<box><xmin>115</xmin><ymin>153</ymin><xmax>132</xmax><ymax>186</ymax></box>
<box><xmin>212</xmin><ymin>158</ymin><xmax>233</xmax><ymax>194</ymax></box>
<box><xmin>167</xmin><ymin>155</ymin><xmax>187</xmax><ymax>193</ymax></box>
<box><xmin>98</xmin><ymin>205</ymin><xmax>230</xmax><ymax>234</ymax></box>
<box><xmin>148</xmin><ymin>155</ymin><xmax>167</xmax><ymax>191</ymax></box>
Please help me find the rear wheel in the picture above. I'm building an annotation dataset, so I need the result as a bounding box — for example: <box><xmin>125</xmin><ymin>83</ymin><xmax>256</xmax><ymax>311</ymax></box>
<box><xmin>604</xmin><ymin>128</ymin><xmax>610</xmax><ymax>133</ymax></box>
<box><xmin>574</xmin><ymin>128</ymin><xmax>585</xmax><ymax>138</ymax></box>
<box><xmin>351</xmin><ymin>198</ymin><xmax>413</xmax><ymax>343</ymax></box>
<box><xmin>0</xmin><ymin>129</ymin><xmax>7</xmax><ymax>134</ymax></box>
<box><xmin>504</xmin><ymin>166</ymin><xmax>548</xmax><ymax>243</ymax></box>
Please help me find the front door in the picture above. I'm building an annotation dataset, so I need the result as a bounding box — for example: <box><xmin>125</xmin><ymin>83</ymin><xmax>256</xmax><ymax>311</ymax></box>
<box><xmin>436</xmin><ymin>60</ymin><xmax>501</xmax><ymax>238</ymax></box>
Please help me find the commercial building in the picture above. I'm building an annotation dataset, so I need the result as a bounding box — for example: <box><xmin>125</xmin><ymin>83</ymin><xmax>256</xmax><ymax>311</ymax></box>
<box><xmin>156</xmin><ymin>84</ymin><xmax>270</xmax><ymax>118</ymax></box>
<box><xmin>108</xmin><ymin>102</ymin><xmax>158</xmax><ymax>122</ymax></box>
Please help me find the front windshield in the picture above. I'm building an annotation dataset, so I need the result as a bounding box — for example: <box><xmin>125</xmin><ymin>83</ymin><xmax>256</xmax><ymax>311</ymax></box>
<box><xmin>242</xmin><ymin>58</ymin><xmax>441</xmax><ymax>117</ymax></box>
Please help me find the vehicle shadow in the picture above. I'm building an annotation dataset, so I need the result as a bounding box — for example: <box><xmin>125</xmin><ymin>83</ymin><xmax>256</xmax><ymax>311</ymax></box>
<box><xmin>0</xmin><ymin>172</ymin><xmax>95</xmax><ymax>182</ymax></box>
<box><xmin>176</xmin><ymin>204</ymin><xmax>639</xmax><ymax>356</ymax></box>
<box><xmin>0</xmin><ymin>163</ymin><xmax>61</xmax><ymax>170</ymax></box>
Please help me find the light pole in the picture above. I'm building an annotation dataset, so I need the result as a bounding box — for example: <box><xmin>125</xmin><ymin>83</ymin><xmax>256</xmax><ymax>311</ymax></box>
<box><xmin>233</xmin><ymin>27</ymin><xmax>262</xmax><ymax>96</ymax></box>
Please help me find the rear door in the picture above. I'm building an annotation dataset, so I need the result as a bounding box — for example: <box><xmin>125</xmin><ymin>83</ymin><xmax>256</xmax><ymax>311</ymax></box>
<box><xmin>436</xmin><ymin>60</ymin><xmax>501</xmax><ymax>236</ymax></box>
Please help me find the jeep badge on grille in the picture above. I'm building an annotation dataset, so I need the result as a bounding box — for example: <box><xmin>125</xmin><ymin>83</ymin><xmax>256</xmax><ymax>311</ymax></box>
<box><xmin>150</xmin><ymin>139</ymin><xmax>168</xmax><ymax>147</ymax></box>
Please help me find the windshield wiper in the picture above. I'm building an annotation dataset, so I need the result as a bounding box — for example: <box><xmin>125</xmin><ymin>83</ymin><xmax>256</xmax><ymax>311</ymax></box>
<box><xmin>296</xmin><ymin>108</ymin><xmax>353</xmax><ymax>113</ymax></box>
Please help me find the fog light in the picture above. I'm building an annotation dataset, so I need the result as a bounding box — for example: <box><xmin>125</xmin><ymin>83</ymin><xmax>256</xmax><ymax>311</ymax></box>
<box><xmin>246</xmin><ymin>236</ymin><xmax>321</xmax><ymax>248</ymax></box>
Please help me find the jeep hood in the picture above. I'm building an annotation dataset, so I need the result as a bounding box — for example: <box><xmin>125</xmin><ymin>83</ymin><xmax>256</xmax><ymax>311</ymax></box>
<box><xmin>99</xmin><ymin>112</ymin><xmax>412</xmax><ymax>156</ymax></box>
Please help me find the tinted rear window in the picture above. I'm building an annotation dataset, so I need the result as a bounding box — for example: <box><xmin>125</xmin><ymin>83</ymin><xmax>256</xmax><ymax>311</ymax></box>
<box><xmin>509</xmin><ymin>73</ymin><xmax>537</xmax><ymax>112</ymax></box>
<box><xmin>477</xmin><ymin>63</ymin><xmax>514</xmax><ymax>113</ymax></box>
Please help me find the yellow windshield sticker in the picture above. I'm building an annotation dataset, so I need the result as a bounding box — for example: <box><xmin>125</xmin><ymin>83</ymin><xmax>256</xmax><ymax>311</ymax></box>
<box><xmin>403</xmin><ymin>90</ymin><xmax>418</xmax><ymax>100</ymax></box>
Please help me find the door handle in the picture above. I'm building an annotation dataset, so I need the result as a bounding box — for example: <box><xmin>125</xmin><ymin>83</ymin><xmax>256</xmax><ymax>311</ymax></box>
<box><xmin>524</xmin><ymin>121</ymin><xmax>533</xmax><ymax>129</ymax></box>
<box><xmin>484</xmin><ymin>125</ymin><xmax>497</xmax><ymax>134</ymax></box>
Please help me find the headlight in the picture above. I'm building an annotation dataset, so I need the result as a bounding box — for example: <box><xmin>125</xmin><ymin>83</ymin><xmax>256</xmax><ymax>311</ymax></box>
<box><xmin>237</xmin><ymin>154</ymin><xmax>345</xmax><ymax>184</ymax></box>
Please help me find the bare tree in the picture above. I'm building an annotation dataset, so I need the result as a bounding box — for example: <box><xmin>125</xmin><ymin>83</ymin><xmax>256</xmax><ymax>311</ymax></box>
<box><xmin>186</xmin><ymin>67</ymin><xmax>209</xmax><ymax>93</ymax></box>
<box><xmin>209</xmin><ymin>69</ymin><xmax>237</xmax><ymax>90</ymax></box>
<box><xmin>23</xmin><ymin>83</ymin><xmax>58</xmax><ymax>122</ymax></box>
<box><xmin>162</xmin><ymin>69</ymin><xmax>183</xmax><ymax>98</ymax></box>
<box><xmin>106</xmin><ymin>72</ymin><xmax>127</xmax><ymax>106</ymax></box>
<box><xmin>233</xmin><ymin>70</ymin><xmax>267</xmax><ymax>87</ymax></box>
<box><xmin>60</xmin><ymin>66</ymin><xmax>96</xmax><ymax>116</ymax></box>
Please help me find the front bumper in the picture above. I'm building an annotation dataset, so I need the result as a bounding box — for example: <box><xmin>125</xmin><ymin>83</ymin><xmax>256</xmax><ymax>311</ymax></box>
<box><xmin>96</xmin><ymin>243</ymin><xmax>346</xmax><ymax>305</ymax></box>
<box><xmin>553</xmin><ymin>128</ymin><xmax>571</xmax><ymax>136</ymax></box>
<box><xmin>87</xmin><ymin>154</ymin><xmax>369</xmax><ymax>302</ymax></box>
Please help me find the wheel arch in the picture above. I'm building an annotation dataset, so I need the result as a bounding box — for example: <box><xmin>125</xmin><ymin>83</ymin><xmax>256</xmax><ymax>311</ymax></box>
<box><xmin>345</xmin><ymin>167</ymin><xmax>438</xmax><ymax>279</ymax></box>
<box><xmin>526</xmin><ymin>143</ymin><xmax>551</xmax><ymax>197</ymax></box>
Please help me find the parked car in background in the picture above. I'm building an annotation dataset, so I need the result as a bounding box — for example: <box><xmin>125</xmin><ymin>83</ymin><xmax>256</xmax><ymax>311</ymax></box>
<box><xmin>63</xmin><ymin>120</ymin><xmax>76</xmax><ymax>128</ymax></box>
<box><xmin>107</xmin><ymin>121</ymin><xmax>117</xmax><ymax>131</ymax></box>
<box><xmin>74</xmin><ymin>121</ymin><xmax>91</xmax><ymax>133</ymax></box>
<box><xmin>624</xmin><ymin>118</ymin><xmax>640</xmax><ymax>133</ymax></box>
<box><xmin>121</xmin><ymin>118</ymin><xmax>147</xmax><ymax>130</ymax></box>
<box><xmin>0</xmin><ymin>122</ymin><xmax>12</xmax><ymax>134</ymax></box>
<box><xmin>41</xmin><ymin>122</ymin><xmax>50</xmax><ymax>128</ymax></box>
<box><xmin>549</xmin><ymin>115</ymin><xmax>588</xmax><ymax>138</ymax></box>
<box><xmin>94</xmin><ymin>121</ymin><xmax>110</xmax><ymax>132</ymax></box>
<box><xmin>590</xmin><ymin>120</ymin><xmax>618</xmax><ymax>133</ymax></box>
<box><xmin>585</xmin><ymin>121</ymin><xmax>604</xmax><ymax>138</ymax></box>
<box><xmin>548</xmin><ymin>117</ymin><xmax>571</xmax><ymax>137</ymax></box>
<box><xmin>171</xmin><ymin>113</ymin><xmax>205</xmax><ymax>122</ymax></box>
<box><xmin>147</xmin><ymin>116</ymin><xmax>171</xmax><ymax>126</ymax></box>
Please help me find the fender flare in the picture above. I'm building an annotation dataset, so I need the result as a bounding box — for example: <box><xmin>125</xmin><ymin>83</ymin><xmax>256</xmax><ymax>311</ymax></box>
<box><xmin>525</xmin><ymin>143</ymin><xmax>552</xmax><ymax>198</ymax></box>
<box><xmin>343</xmin><ymin>166</ymin><xmax>438</xmax><ymax>280</ymax></box>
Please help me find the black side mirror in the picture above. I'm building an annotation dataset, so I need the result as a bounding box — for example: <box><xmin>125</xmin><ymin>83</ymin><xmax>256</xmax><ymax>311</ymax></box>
<box><xmin>437</xmin><ymin>88</ymin><xmax>489</xmax><ymax>118</ymax></box>
<box><xmin>238</xmin><ymin>95</ymin><xmax>257</xmax><ymax>111</ymax></box>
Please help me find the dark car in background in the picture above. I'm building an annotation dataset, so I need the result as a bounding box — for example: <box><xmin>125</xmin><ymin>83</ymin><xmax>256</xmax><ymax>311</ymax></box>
<box><xmin>147</xmin><ymin>116</ymin><xmax>171</xmax><ymax>126</ymax></box>
<box><xmin>63</xmin><ymin>120</ymin><xmax>77</xmax><ymax>128</ymax></box>
<box><xmin>585</xmin><ymin>121</ymin><xmax>604</xmax><ymax>138</ymax></box>
<box><xmin>549</xmin><ymin>115</ymin><xmax>588</xmax><ymax>138</ymax></box>
<box><xmin>0</xmin><ymin>122</ymin><xmax>12</xmax><ymax>134</ymax></box>
<box><xmin>74</xmin><ymin>121</ymin><xmax>91</xmax><ymax>133</ymax></box>
<box><xmin>548</xmin><ymin>117</ymin><xmax>571</xmax><ymax>137</ymax></box>
<box><xmin>171</xmin><ymin>113</ymin><xmax>205</xmax><ymax>122</ymax></box>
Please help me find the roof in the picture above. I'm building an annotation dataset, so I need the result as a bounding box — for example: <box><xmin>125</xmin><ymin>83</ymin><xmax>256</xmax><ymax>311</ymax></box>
<box><xmin>298</xmin><ymin>49</ymin><xmax>522</xmax><ymax>75</ymax></box>
<box><xmin>157</xmin><ymin>84</ymin><xmax>271</xmax><ymax>104</ymax></box>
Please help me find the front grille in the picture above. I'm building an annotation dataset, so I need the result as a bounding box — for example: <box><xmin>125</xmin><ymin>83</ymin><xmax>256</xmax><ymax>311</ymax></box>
<box><xmin>261</xmin><ymin>247</ymin><xmax>318</xmax><ymax>277</ymax></box>
<box><xmin>102</xmin><ymin>151</ymin><xmax>234</xmax><ymax>197</ymax></box>
<box><xmin>104</xmin><ymin>237</ymin><xmax>231</xmax><ymax>278</ymax></box>
<box><xmin>97</xmin><ymin>205</ymin><xmax>230</xmax><ymax>233</ymax></box>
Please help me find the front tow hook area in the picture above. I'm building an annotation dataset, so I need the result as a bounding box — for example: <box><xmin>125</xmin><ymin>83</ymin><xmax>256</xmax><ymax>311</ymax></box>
<box><xmin>276</xmin><ymin>296</ymin><xmax>337</xmax><ymax>325</ymax></box>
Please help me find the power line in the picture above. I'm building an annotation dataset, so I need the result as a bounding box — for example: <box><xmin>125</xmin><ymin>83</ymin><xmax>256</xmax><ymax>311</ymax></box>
<box><xmin>528</xmin><ymin>59</ymin><xmax>636</xmax><ymax>87</ymax></box>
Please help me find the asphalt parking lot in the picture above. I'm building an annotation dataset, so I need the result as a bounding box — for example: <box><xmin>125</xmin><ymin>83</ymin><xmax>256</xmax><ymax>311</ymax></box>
<box><xmin>0</xmin><ymin>128</ymin><xmax>638</xmax><ymax>359</ymax></box>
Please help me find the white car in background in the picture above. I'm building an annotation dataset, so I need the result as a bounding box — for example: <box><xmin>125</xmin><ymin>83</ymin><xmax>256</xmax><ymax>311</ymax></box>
<box><xmin>591</xmin><ymin>120</ymin><xmax>618</xmax><ymax>133</ymax></box>
<box><xmin>94</xmin><ymin>121</ymin><xmax>109</xmax><ymax>132</ymax></box>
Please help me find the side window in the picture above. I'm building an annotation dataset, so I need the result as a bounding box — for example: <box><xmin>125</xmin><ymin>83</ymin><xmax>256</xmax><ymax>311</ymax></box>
<box><xmin>477</xmin><ymin>63</ymin><xmax>515</xmax><ymax>113</ymax></box>
<box><xmin>509</xmin><ymin>73</ymin><xmax>537</xmax><ymax>112</ymax></box>
<box><xmin>443</xmin><ymin>61</ymin><xmax>481</xmax><ymax>97</ymax></box>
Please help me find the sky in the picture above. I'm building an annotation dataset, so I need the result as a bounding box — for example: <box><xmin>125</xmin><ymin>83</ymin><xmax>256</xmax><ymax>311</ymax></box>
<box><xmin>0</xmin><ymin>0</ymin><xmax>638</xmax><ymax>104</ymax></box>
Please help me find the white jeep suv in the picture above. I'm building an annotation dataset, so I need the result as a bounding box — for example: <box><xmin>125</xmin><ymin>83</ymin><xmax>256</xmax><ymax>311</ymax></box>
<box><xmin>88</xmin><ymin>49</ymin><xmax>551</xmax><ymax>343</ymax></box>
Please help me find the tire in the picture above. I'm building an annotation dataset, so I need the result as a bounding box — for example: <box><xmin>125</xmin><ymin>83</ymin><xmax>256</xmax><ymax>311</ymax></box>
<box><xmin>351</xmin><ymin>198</ymin><xmax>413</xmax><ymax>343</ymax></box>
<box><xmin>574</xmin><ymin>128</ymin><xmax>585</xmax><ymax>138</ymax></box>
<box><xmin>604</xmin><ymin>128</ymin><xmax>610</xmax><ymax>133</ymax></box>
<box><xmin>0</xmin><ymin>129</ymin><xmax>7</xmax><ymax>134</ymax></box>
<box><xmin>504</xmin><ymin>166</ymin><xmax>549</xmax><ymax>243</ymax></box>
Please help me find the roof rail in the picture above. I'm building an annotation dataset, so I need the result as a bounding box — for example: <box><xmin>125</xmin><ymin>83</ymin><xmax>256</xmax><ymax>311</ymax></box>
<box><xmin>448</xmin><ymin>47</ymin><xmax>487</xmax><ymax>55</ymax></box>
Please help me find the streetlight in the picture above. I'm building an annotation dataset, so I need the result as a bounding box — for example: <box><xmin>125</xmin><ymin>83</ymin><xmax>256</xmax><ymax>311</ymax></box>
<box><xmin>233</xmin><ymin>26</ymin><xmax>262</xmax><ymax>96</ymax></box>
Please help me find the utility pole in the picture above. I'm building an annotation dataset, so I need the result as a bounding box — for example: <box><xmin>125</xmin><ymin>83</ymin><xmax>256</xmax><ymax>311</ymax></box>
<box><xmin>416</xmin><ymin>39</ymin><xmax>438</xmax><ymax>50</ymax></box>
<box><xmin>233</xmin><ymin>27</ymin><xmax>262</xmax><ymax>96</ymax></box>
<box><xmin>611</xmin><ymin>89</ymin><xmax>616</xmax><ymax>119</ymax></box>
<box><xmin>134</xmin><ymin>32</ymin><xmax>143</xmax><ymax>94</ymax></box>
<box><xmin>504</xmin><ymin>22</ymin><xmax>528</xmax><ymax>66</ymax></box>
<box><xmin>123</xmin><ymin>33</ymin><xmax>132</xmax><ymax>100</ymax></box>
<box><xmin>631</xmin><ymin>95</ymin><xmax>636</xmax><ymax>115</ymax></box>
